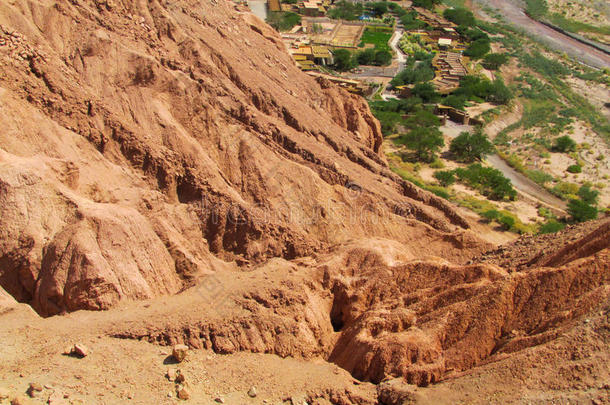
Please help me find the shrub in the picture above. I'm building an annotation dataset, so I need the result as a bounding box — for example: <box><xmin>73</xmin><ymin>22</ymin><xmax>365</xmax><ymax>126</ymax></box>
<box><xmin>454</xmin><ymin>163</ymin><xmax>517</xmax><ymax>200</ymax></box>
<box><xmin>266</xmin><ymin>12</ymin><xmax>301</xmax><ymax>31</ymax></box>
<box><xmin>578</xmin><ymin>184</ymin><xmax>600</xmax><ymax>205</ymax></box>
<box><xmin>398</xmin><ymin>126</ymin><xmax>445</xmax><ymax>162</ymax></box>
<box><xmin>498</xmin><ymin>214</ymin><xmax>516</xmax><ymax>230</ymax></box>
<box><xmin>566</xmin><ymin>164</ymin><xmax>582</xmax><ymax>173</ymax></box>
<box><xmin>567</xmin><ymin>199</ymin><xmax>597</xmax><ymax>222</ymax></box>
<box><xmin>412</xmin><ymin>82</ymin><xmax>440</xmax><ymax>103</ymax></box>
<box><xmin>539</xmin><ymin>219</ymin><xmax>566</xmax><ymax>234</ymax></box>
<box><xmin>434</xmin><ymin>170</ymin><xmax>456</xmax><ymax>186</ymax></box>
<box><xmin>449</xmin><ymin>131</ymin><xmax>495</xmax><ymax>162</ymax></box>
<box><xmin>553</xmin><ymin>135</ymin><xmax>577</xmax><ymax>153</ymax></box>
<box><xmin>481</xmin><ymin>209</ymin><xmax>500</xmax><ymax>222</ymax></box>
<box><xmin>464</xmin><ymin>38</ymin><xmax>491</xmax><ymax>59</ymax></box>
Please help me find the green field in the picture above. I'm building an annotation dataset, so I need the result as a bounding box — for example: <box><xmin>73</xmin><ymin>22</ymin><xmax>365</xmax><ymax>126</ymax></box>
<box><xmin>359</xmin><ymin>28</ymin><xmax>392</xmax><ymax>52</ymax></box>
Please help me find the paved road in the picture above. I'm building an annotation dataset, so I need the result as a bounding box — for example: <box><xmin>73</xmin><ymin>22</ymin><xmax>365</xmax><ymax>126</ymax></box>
<box><xmin>381</xmin><ymin>29</ymin><xmax>406</xmax><ymax>100</ymax></box>
<box><xmin>475</xmin><ymin>0</ymin><xmax>610</xmax><ymax>69</ymax></box>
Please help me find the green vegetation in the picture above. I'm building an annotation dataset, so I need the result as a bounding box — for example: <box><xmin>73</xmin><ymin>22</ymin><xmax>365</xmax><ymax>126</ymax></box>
<box><xmin>266</xmin><ymin>12</ymin><xmax>301</xmax><ymax>32</ymax></box>
<box><xmin>578</xmin><ymin>184</ymin><xmax>600</xmax><ymax>205</ymax></box>
<box><xmin>443</xmin><ymin>8</ymin><xmax>475</xmax><ymax>27</ymax></box>
<box><xmin>566</xmin><ymin>164</ymin><xmax>582</xmax><ymax>174</ymax></box>
<box><xmin>411</xmin><ymin>0</ymin><xmax>442</xmax><ymax>10</ymax></box>
<box><xmin>395</xmin><ymin>110</ymin><xmax>444</xmax><ymax>162</ymax></box>
<box><xmin>538</xmin><ymin>219</ymin><xmax>565</xmax><ymax>234</ymax></box>
<box><xmin>453</xmin><ymin>75</ymin><xmax>513</xmax><ymax>105</ymax></box>
<box><xmin>454</xmin><ymin>164</ymin><xmax>517</xmax><ymax>200</ymax></box>
<box><xmin>553</xmin><ymin>135</ymin><xmax>577</xmax><ymax>153</ymax></box>
<box><xmin>524</xmin><ymin>0</ymin><xmax>548</xmax><ymax>19</ymax></box>
<box><xmin>391</xmin><ymin>53</ymin><xmax>435</xmax><ymax>87</ymax></box>
<box><xmin>548</xmin><ymin>13</ymin><xmax>610</xmax><ymax>36</ymax></box>
<box><xmin>369</xmin><ymin>98</ymin><xmax>423</xmax><ymax>135</ymax></box>
<box><xmin>449</xmin><ymin>131</ymin><xmax>495</xmax><ymax>162</ymax></box>
<box><xmin>482</xmin><ymin>53</ymin><xmax>509</xmax><ymax>70</ymax></box>
<box><xmin>332</xmin><ymin>49</ymin><xmax>354</xmax><ymax>71</ymax></box>
<box><xmin>359</xmin><ymin>28</ymin><xmax>392</xmax><ymax>52</ymax></box>
<box><xmin>412</xmin><ymin>82</ymin><xmax>440</xmax><ymax>103</ymax></box>
<box><xmin>327</xmin><ymin>1</ymin><xmax>364</xmax><ymax>21</ymax></box>
<box><xmin>568</xmin><ymin>199</ymin><xmax>597</xmax><ymax>222</ymax></box>
<box><xmin>356</xmin><ymin>48</ymin><xmax>392</xmax><ymax>66</ymax></box>
<box><xmin>434</xmin><ymin>170</ymin><xmax>456</xmax><ymax>186</ymax></box>
<box><xmin>465</xmin><ymin>38</ymin><xmax>491</xmax><ymax>59</ymax></box>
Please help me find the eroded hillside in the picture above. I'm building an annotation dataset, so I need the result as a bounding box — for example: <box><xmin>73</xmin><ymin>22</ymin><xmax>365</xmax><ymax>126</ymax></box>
<box><xmin>0</xmin><ymin>1</ymin><xmax>608</xmax><ymax>404</ymax></box>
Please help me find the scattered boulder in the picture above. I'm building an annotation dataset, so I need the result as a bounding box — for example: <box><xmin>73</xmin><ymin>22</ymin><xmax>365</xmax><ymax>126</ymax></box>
<box><xmin>166</xmin><ymin>369</ymin><xmax>177</xmax><ymax>381</ymax></box>
<box><xmin>214</xmin><ymin>396</ymin><xmax>225</xmax><ymax>403</ymax></box>
<box><xmin>26</xmin><ymin>383</ymin><xmax>42</xmax><ymax>398</ymax></box>
<box><xmin>176</xmin><ymin>385</ymin><xmax>190</xmax><ymax>400</ymax></box>
<box><xmin>63</xmin><ymin>344</ymin><xmax>89</xmax><ymax>358</ymax></box>
<box><xmin>248</xmin><ymin>386</ymin><xmax>257</xmax><ymax>398</ymax></box>
<box><xmin>172</xmin><ymin>345</ymin><xmax>189</xmax><ymax>363</ymax></box>
<box><xmin>72</xmin><ymin>344</ymin><xmax>89</xmax><ymax>358</ymax></box>
<box><xmin>175</xmin><ymin>370</ymin><xmax>185</xmax><ymax>384</ymax></box>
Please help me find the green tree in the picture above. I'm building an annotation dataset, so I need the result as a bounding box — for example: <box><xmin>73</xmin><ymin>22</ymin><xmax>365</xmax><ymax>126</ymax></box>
<box><xmin>398</xmin><ymin>126</ymin><xmax>445</xmax><ymax>162</ymax></box>
<box><xmin>578</xmin><ymin>184</ymin><xmax>600</xmax><ymax>205</ymax></box>
<box><xmin>369</xmin><ymin>2</ymin><xmax>388</xmax><ymax>17</ymax></box>
<box><xmin>333</xmin><ymin>49</ymin><xmax>354</xmax><ymax>71</ymax></box>
<box><xmin>356</xmin><ymin>48</ymin><xmax>376</xmax><ymax>65</ymax></box>
<box><xmin>374</xmin><ymin>50</ymin><xmax>392</xmax><ymax>66</ymax></box>
<box><xmin>483</xmin><ymin>53</ymin><xmax>509</xmax><ymax>70</ymax></box>
<box><xmin>498</xmin><ymin>214</ymin><xmax>515</xmax><ymax>230</ymax></box>
<box><xmin>412</xmin><ymin>82</ymin><xmax>439</xmax><ymax>103</ymax></box>
<box><xmin>443</xmin><ymin>8</ymin><xmax>475</xmax><ymax>27</ymax></box>
<box><xmin>553</xmin><ymin>135</ymin><xmax>577</xmax><ymax>152</ymax></box>
<box><xmin>465</xmin><ymin>38</ymin><xmax>491</xmax><ymax>59</ymax></box>
<box><xmin>449</xmin><ymin>131</ymin><xmax>495</xmax><ymax>162</ymax></box>
<box><xmin>567</xmin><ymin>199</ymin><xmax>597</xmax><ymax>222</ymax></box>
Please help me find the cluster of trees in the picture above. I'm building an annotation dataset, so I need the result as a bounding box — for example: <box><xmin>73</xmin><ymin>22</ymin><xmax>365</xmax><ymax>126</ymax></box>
<box><xmin>332</xmin><ymin>48</ymin><xmax>392</xmax><ymax>71</ymax></box>
<box><xmin>390</xmin><ymin>53</ymin><xmax>435</xmax><ymax>87</ymax></box>
<box><xmin>443</xmin><ymin>8</ymin><xmax>476</xmax><ymax>27</ymax></box>
<box><xmin>452</xmin><ymin>75</ymin><xmax>513</xmax><ymax>106</ymax></box>
<box><xmin>386</xmin><ymin>2</ymin><xmax>427</xmax><ymax>30</ymax></box>
<box><xmin>411</xmin><ymin>0</ymin><xmax>442</xmax><ymax>10</ymax></box>
<box><xmin>369</xmin><ymin>98</ymin><xmax>424</xmax><ymax>134</ymax></box>
<box><xmin>435</xmin><ymin>164</ymin><xmax>516</xmax><ymax>200</ymax></box>
<box><xmin>266</xmin><ymin>12</ymin><xmax>301</xmax><ymax>31</ymax></box>
<box><xmin>458</xmin><ymin>27</ymin><xmax>491</xmax><ymax>59</ymax></box>
<box><xmin>327</xmin><ymin>1</ymin><xmax>364</xmax><ymax>21</ymax></box>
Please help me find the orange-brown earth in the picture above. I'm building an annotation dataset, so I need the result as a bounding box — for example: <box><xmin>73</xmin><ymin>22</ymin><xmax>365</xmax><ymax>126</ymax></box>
<box><xmin>0</xmin><ymin>1</ymin><xmax>608</xmax><ymax>404</ymax></box>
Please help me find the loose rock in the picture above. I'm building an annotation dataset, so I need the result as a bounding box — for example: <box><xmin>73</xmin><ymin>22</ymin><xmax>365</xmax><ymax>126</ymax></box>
<box><xmin>176</xmin><ymin>386</ymin><xmax>190</xmax><ymax>400</ymax></box>
<box><xmin>172</xmin><ymin>344</ymin><xmax>189</xmax><ymax>363</ymax></box>
<box><xmin>166</xmin><ymin>368</ymin><xmax>177</xmax><ymax>381</ymax></box>
<box><xmin>26</xmin><ymin>383</ymin><xmax>42</xmax><ymax>398</ymax></box>
<box><xmin>248</xmin><ymin>386</ymin><xmax>257</xmax><ymax>398</ymax></box>
<box><xmin>73</xmin><ymin>344</ymin><xmax>88</xmax><ymax>357</ymax></box>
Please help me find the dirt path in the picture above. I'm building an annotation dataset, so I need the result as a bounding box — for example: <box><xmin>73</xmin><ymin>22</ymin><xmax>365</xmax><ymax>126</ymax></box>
<box><xmin>475</xmin><ymin>0</ymin><xmax>610</xmax><ymax>69</ymax></box>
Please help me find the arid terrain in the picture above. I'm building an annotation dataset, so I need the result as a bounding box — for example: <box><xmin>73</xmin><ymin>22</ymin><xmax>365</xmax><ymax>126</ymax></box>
<box><xmin>0</xmin><ymin>1</ymin><xmax>608</xmax><ymax>404</ymax></box>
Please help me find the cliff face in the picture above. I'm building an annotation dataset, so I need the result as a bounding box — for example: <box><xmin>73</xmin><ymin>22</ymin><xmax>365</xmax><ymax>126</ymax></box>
<box><xmin>0</xmin><ymin>0</ymin><xmax>488</xmax><ymax>316</ymax></box>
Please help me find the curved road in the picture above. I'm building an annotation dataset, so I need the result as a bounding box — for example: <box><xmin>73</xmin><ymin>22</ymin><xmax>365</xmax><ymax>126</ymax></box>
<box><xmin>476</xmin><ymin>0</ymin><xmax>610</xmax><ymax>69</ymax></box>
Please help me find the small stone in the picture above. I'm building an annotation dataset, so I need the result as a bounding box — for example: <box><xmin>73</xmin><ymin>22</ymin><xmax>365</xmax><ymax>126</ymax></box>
<box><xmin>167</xmin><ymin>392</ymin><xmax>173</xmax><ymax>398</ymax></box>
<box><xmin>73</xmin><ymin>344</ymin><xmax>88</xmax><ymax>357</ymax></box>
<box><xmin>166</xmin><ymin>368</ymin><xmax>177</xmax><ymax>381</ymax></box>
<box><xmin>172</xmin><ymin>344</ymin><xmax>189</xmax><ymax>363</ymax></box>
<box><xmin>175</xmin><ymin>371</ymin><xmax>185</xmax><ymax>384</ymax></box>
<box><xmin>176</xmin><ymin>386</ymin><xmax>190</xmax><ymax>400</ymax></box>
<box><xmin>26</xmin><ymin>383</ymin><xmax>42</xmax><ymax>398</ymax></box>
<box><xmin>127</xmin><ymin>392</ymin><xmax>134</xmax><ymax>399</ymax></box>
<box><xmin>214</xmin><ymin>397</ymin><xmax>225</xmax><ymax>403</ymax></box>
<box><xmin>248</xmin><ymin>386</ymin><xmax>257</xmax><ymax>398</ymax></box>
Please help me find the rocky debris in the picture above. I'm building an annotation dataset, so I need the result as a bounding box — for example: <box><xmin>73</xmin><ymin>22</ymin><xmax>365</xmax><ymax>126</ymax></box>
<box><xmin>26</xmin><ymin>383</ymin><xmax>42</xmax><ymax>398</ymax></box>
<box><xmin>175</xmin><ymin>370</ymin><xmax>186</xmax><ymax>384</ymax></box>
<box><xmin>63</xmin><ymin>344</ymin><xmax>88</xmax><ymax>358</ymax></box>
<box><xmin>248</xmin><ymin>386</ymin><xmax>258</xmax><ymax>398</ymax></box>
<box><xmin>214</xmin><ymin>396</ymin><xmax>225</xmax><ymax>403</ymax></box>
<box><xmin>172</xmin><ymin>345</ymin><xmax>189</xmax><ymax>363</ymax></box>
<box><xmin>47</xmin><ymin>391</ymin><xmax>69</xmax><ymax>405</ymax></box>
<box><xmin>176</xmin><ymin>385</ymin><xmax>190</xmax><ymax>400</ymax></box>
<box><xmin>377</xmin><ymin>379</ymin><xmax>420</xmax><ymax>405</ymax></box>
<box><xmin>166</xmin><ymin>368</ymin><xmax>177</xmax><ymax>381</ymax></box>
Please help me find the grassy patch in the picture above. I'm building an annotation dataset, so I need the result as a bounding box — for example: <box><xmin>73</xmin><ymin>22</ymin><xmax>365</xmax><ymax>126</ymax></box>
<box><xmin>359</xmin><ymin>28</ymin><xmax>392</xmax><ymax>52</ymax></box>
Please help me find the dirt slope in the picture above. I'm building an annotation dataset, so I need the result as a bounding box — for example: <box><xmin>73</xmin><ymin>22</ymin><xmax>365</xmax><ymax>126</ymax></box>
<box><xmin>0</xmin><ymin>1</ymin><xmax>608</xmax><ymax>404</ymax></box>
